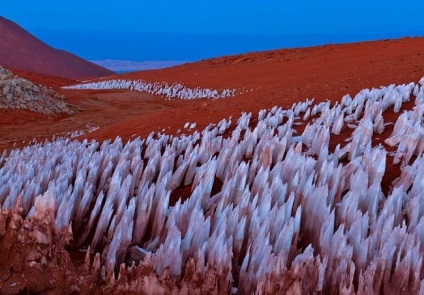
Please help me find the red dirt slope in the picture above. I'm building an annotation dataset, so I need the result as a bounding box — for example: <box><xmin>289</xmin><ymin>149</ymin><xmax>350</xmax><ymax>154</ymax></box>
<box><xmin>1</xmin><ymin>37</ymin><xmax>424</xmax><ymax>294</ymax></box>
<box><xmin>0</xmin><ymin>16</ymin><xmax>114</xmax><ymax>79</ymax></box>
<box><xmin>119</xmin><ymin>37</ymin><xmax>424</xmax><ymax>101</ymax></box>
<box><xmin>1</xmin><ymin>37</ymin><xmax>424</xmax><ymax>152</ymax></box>
<box><xmin>86</xmin><ymin>37</ymin><xmax>424</xmax><ymax>141</ymax></box>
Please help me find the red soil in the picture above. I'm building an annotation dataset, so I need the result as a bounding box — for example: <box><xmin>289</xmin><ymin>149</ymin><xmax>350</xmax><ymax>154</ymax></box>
<box><xmin>8</xmin><ymin>69</ymin><xmax>77</xmax><ymax>90</ymax></box>
<box><xmin>1</xmin><ymin>37</ymin><xmax>421</xmax><ymax>197</ymax></box>
<box><xmin>0</xmin><ymin>16</ymin><xmax>114</xmax><ymax>79</ymax></box>
<box><xmin>75</xmin><ymin>37</ymin><xmax>424</xmax><ymax>157</ymax></box>
<box><xmin>1</xmin><ymin>37</ymin><xmax>423</xmax><ymax>151</ymax></box>
<box><xmin>1</xmin><ymin>37</ymin><xmax>424</xmax><ymax>294</ymax></box>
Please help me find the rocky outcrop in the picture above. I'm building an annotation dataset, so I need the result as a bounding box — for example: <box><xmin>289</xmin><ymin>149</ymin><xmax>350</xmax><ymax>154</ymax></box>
<box><xmin>0</xmin><ymin>66</ymin><xmax>74</xmax><ymax>115</ymax></box>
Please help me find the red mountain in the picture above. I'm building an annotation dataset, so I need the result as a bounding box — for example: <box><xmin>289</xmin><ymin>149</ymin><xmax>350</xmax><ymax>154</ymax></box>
<box><xmin>0</xmin><ymin>16</ymin><xmax>113</xmax><ymax>79</ymax></box>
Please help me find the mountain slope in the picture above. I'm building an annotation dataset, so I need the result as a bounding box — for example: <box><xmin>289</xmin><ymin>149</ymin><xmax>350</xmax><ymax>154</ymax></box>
<box><xmin>1</xmin><ymin>37</ymin><xmax>424</xmax><ymax>152</ymax></box>
<box><xmin>0</xmin><ymin>17</ymin><xmax>114</xmax><ymax>79</ymax></box>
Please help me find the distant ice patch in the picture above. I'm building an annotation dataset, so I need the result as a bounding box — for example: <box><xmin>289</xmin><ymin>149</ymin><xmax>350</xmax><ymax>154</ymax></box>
<box><xmin>90</xmin><ymin>60</ymin><xmax>187</xmax><ymax>72</ymax></box>
<box><xmin>63</xmin><ymin>79</ymin><xmax>236</xmax><ymax>100</ymax></box>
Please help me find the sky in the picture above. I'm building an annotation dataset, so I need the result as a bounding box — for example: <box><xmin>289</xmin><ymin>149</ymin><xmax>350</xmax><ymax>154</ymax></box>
<box><xmin>2</xmin><ymin>1</ymin><xmax>424</xmax><ymax>69</ymax></box>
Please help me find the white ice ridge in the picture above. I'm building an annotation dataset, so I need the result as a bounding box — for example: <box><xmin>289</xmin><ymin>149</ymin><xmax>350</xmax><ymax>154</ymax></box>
<box><xmin>2</xmin><ymin>76</ymin><xmax>424</xmax><ymax>293</ymax></box>
<box><xmin>63</xmin><ymin>79</ymin><xmax>236</xmax><ymax>100</ymax></box>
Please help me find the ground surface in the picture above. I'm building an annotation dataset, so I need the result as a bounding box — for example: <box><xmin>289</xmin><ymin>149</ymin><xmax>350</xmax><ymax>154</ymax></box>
<box><xmin>1</xmin><ymin>37</ymin><xmax>422</xmax><ymax>198</ymax></box>
<box><xmin>1</xmin><ymin>37</ymin><xmax>423</xmax><ymax>152</ymax></box>
<box><xmin>1</xmin><ymin>36</ymin><xmax>424</xmax><ymax>294</ymax></box>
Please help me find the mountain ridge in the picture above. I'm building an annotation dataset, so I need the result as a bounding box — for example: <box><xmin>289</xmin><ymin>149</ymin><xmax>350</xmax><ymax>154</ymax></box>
<box><xmin>0</xmin><ymin>16</ymin><xmax>114</xmax><ymax>79</ymax></box>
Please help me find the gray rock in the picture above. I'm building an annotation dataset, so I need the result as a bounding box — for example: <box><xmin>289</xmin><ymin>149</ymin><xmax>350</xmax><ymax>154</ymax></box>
<box><xmin>3</xmin><ymin>85</ymin><xmax>9</xmax><ymax>95</ymax></box>
<box><xmin>0</xmin><ymin>65</ymin><xmax>74</xmax><ymax>115</ymax></box>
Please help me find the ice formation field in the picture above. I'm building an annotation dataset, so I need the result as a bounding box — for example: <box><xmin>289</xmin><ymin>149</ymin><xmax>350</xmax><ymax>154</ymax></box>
<box><xmin>1</xmin><ymin>77</ymin><xmax>424</xmax><ymax>293</ymax></box>
<box><xmin>63</xmin><ymin>79</ymin><xmax>236</xmax><ymax>100</ymax></box>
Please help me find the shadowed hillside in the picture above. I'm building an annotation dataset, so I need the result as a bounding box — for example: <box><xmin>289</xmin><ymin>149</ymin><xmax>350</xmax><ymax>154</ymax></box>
<box><xmin>0</xmin><ymin>17</ymin><xmax>114</xmax><ymax>79</ymax></box>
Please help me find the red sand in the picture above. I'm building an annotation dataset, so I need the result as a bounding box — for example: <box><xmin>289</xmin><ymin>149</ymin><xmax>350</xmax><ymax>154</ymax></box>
<box><xmin>1</xmin><ymin>37</ymin><xmax>423</xmax><ymax>150</ymax></box>
<box><xmin>1</xmin><ymin>37</ymin><xmax>424</xmax><ymax>294</ymax></box>
<box><xmin>1</xmin><ymin>37</ymin><xmax>422</xmax><ymax>197</ymax></box>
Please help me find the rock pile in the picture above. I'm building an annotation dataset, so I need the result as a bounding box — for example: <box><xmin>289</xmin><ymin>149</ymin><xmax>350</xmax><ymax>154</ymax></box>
<box><xmin>0</xmin><ymin>66</ymin><xmax>74</xmax><ymax>115</ymax></box>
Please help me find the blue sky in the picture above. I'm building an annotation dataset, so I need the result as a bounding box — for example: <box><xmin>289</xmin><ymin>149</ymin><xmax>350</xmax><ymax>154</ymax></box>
<box><xmin>3</xmin><ymin>1</ymin><xmax>424</xmax><ymax>35</ymax></box>
<box><xmin>2</xmin><ymin>1</ymin><xmax>424</xmax><ymax>64</ymax></box>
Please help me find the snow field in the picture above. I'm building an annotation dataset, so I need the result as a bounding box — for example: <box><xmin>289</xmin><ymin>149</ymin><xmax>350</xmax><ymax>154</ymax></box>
<box><xmin>64</xmin><ymin>79</ymin><xmax>236</xmax><ymax>100</ymax></box>
<box><xmin>2</xmin><ymin>77</ymin><xmax>424</xmax><ymax>293</ymax></box>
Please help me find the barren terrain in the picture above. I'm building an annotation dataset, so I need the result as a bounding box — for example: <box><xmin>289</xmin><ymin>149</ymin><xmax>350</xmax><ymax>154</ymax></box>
<box><xmin>1</xmin><ymin>37</ymin><xmax>424</xmax><ymax>151</ymax></box>
<box><xmin>0</xmin><ymin>16</ymin><xmax>113</xmax><ymax>78</ymax></box>
<box><xmin>1</xmin><ymin>37</ymin><xmax>424</xmax><ymax>294</ymax></box>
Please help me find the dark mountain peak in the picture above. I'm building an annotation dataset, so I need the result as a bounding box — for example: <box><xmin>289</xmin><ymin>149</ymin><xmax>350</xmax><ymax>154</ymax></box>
<box><xmin>0</xmin><ymin>17</ymin><xmax>114</xmax><ymax>79</ymax></box>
